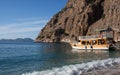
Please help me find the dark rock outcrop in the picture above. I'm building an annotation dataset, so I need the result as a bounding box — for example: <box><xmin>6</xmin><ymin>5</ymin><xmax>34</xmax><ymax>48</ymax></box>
<box><xmin>36</xmin><ymin>0</ymin><xmax>120</xmax><ymax>42</ymax></box>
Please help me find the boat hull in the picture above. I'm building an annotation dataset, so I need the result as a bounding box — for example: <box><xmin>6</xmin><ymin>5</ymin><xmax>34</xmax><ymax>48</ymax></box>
<box><xmin>72</xmin><ymin>46</ymin><xmax>109</xmax><ymax>50</ymax></box>
<box><xmin>70</xmin><ymin>43</ymin><xmax>109</xmax><ymax>50</ymax></box>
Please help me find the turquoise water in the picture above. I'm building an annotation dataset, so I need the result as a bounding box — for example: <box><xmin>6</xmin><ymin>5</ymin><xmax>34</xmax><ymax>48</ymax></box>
<box><xmin>0</xmin><ymin>42</ymin><xmax>120</xmax><ymax>75</ymax></box>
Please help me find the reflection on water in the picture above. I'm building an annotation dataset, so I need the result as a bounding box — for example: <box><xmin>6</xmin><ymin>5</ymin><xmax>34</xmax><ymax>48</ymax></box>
<box><xmin>71</xmin><ymin>49</ymin><xmax>120</xmax><ymax>62</ymax></box>
<box><xmin>36</xmin><ymin>43</ymin><xmax>120</xmax><ymax>65</ymax></box>
<box><xmin>36</xmin><ymin>43</ymin><xmax>120</xmax><ymax>66</ymax></box>
<box><xmin>109</xmin><ymin>50</ymin><xmax>120</xmax><ymax>58</ymax></box>
<box><xmin>71</xmin><ymin>49</ymin><xmax>109</xmax><ymax>63</ymax></box>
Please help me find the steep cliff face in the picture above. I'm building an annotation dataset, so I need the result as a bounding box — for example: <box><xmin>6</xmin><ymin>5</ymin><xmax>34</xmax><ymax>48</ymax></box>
<box><xmin>36</xmin><ymin>0</ymin><xmax>120</xmax><ymax>42</ymax></box>
<box><xmin>88</xmin><ymin>0</ymin><xmax>120</xmax><ymax>35</ymax></box>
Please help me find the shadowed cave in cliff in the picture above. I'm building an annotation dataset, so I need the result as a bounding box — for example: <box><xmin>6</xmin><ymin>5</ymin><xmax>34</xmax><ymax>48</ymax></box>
<box><xmin>85</xmin><ymin>0</ymin><xmax>105</xmax><ymax>35</ymax></box>
<box><xmin>88</xmin><ymin>0</ymin><xmax>104</xmax><ymax>25</ymax></box>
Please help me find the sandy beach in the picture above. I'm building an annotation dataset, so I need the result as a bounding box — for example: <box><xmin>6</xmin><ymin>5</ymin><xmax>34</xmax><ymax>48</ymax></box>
<box><xmin>83</xmin><ymin>64</ymin><xmax>120</xmax><ymax>75</ymax></box>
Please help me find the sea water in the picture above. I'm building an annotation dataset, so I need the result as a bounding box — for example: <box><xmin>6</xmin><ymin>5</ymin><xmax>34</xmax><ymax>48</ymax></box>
<box><xmin>0</xmin><ymin>42</ymin><xmax>120</xmax><ymax>75</ymax></box>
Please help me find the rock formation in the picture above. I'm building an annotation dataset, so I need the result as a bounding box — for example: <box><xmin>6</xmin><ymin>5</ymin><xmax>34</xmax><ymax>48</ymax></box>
<box><xmin>36</xmin><ymin>0</ymin><xmax>120</xmax><ymax>42</ymax></box>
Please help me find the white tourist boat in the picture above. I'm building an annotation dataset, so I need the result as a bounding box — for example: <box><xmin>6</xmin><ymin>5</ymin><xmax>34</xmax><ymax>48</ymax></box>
<box><xmin>70</xmin><ymin>27</ymin><xmax>116</xmax><ymax>50</ymax></box>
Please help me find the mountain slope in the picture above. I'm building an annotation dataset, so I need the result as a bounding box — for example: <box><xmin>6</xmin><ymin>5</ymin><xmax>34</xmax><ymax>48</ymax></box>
<box><xmin>36</xmin><ymin>0</ymin><xmax>120</xmax><ymax>42</ymax></box>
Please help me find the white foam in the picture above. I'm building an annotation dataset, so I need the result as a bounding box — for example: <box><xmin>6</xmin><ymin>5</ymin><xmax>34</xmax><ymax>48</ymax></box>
<box><xmin>22</xmin><ymin>58</ymin><xmax>120</xmax><ymax>75</ymax></box>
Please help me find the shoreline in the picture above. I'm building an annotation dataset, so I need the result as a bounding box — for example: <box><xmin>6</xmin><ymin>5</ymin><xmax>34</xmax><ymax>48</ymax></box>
<box><xmin>83</xmin><ymin>64</ymin><xmax>120</xmax><ymax>75</ymax></box>
<box><xmin>22</xmin><ymin>58</ymin><xmax>120</xmax><ymax>75</ymax></box>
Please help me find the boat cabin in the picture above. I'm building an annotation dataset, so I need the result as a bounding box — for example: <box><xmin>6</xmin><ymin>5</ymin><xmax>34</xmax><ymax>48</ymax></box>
<box><xmin>78</xmin><ymin>35</ymin><xmax>107</xmax><ymax>46</ymax></box>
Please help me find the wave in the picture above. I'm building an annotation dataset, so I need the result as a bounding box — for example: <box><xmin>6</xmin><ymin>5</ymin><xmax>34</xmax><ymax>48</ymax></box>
<box><xmin>22</xmin><ymin>58</ymin><xmax>120</xmax><ymax>75</ymax></box>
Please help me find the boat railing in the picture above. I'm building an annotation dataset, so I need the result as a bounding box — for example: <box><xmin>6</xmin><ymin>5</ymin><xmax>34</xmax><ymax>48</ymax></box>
<box><xmin>79</xmin><ymin>35</ymin><xmax>99</xmax><ymax>40</ymax></box>
<box><xmin>79</xmin><ymin>34</ymin><xmax>113</xmax><ymax>40</ymax></box>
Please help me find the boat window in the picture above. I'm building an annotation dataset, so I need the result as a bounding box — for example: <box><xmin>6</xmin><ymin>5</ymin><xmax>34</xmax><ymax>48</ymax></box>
<box><xmin>91</xmin><ymin>40</ymin><xmax>97</xmax><ymax>45</ymax></box>
<box><xmin>87</xmin><ymin>41</ymin><xmax>91</xmax><ymax>45</ymax></box>
<box><xmin>81</xmin><ymin>41</ymin><xmax>86</xmax><ymax>45</ymax></box>
<box><xmin>98</xmin><ymin>39</ymin><xmax>105</xmax><ymax>45</ymax></box>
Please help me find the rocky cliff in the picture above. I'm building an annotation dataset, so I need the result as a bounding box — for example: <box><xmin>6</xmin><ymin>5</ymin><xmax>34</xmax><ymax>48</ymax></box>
<box><xmin>36</xmin><ymin>0</ymin><xmax>120</xmax><ymax>42</ymax></box>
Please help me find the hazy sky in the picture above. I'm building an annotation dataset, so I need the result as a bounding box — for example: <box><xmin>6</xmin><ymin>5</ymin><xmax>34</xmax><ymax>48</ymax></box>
<box><xmin>0</xmin><ymin>0</ymin><xmax>67</xmax><ymax>39</ymax></box>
